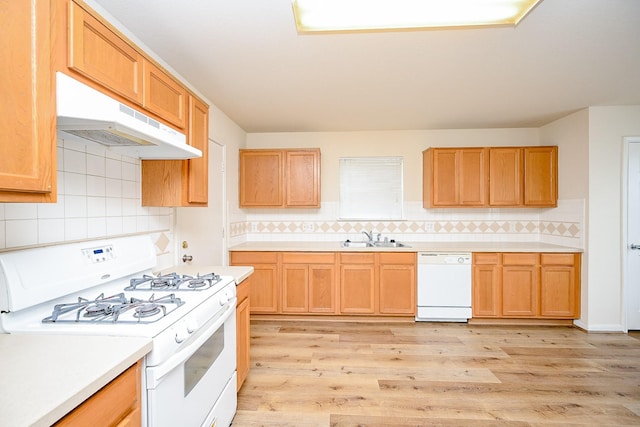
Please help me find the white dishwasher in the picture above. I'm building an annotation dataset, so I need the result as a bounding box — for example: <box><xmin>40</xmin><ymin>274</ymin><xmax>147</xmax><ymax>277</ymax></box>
<box><xmin>416</xmin><ymin>252</ymin><xmax>472</xmax><ymax>322</ymax></box>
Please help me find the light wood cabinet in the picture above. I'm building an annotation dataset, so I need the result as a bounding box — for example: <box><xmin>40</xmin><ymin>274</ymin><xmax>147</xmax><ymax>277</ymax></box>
<box><xmin>231</xmin><ymin>250</ymin><xmax>415</xmax><ymax>317</ymax></box>
<box><xmin>230</xmin><ymin>252</ymin><xmax>280</xmax><ymax>314</ymax></box>
<box><xmin>236</xmin><ymin>278</ymin><xmax>251</xmax><ymax>391</ymax></box>
<box><xmin>472</xmin><ymin>252</ymin><xmax>580</xmax><ymax>319</ymax></box>
<box><xmin>239</xmin><ymin>149</ymin><xmax>320</xmax><ymax>208</ymax></box>
<box><xmin>472</xmin><ymin>253</ymin><xmax>502</xmax><ymax>317</ymax></box>
<box><xmin>540</xmin><ymin>253</ymin><xmax>580</xmax><ymax>317</ymax></box>
<box><xmin>524</xmin><ymin>146</ymin><xmax>558</xmax><ymax>207</ymax></box>
<box><xmin>282</xmin><ymin>253</ymin><xmax>337</xmax><ymax>314</ymax></box>
<box><xmin>55</xmin><ymin>361</ymin><xmax>142</xmax><ymax>426</ymax></box>
<box><xmin>378</xmin><ymin>252</ymin><xmax>416</xmax><ymax>315</ymax></box>
<box><xmin>143</xmin><ymin>59</ymin><xmax>187</xmax><ymax>129</ymax></box>
<box><xmin>489</xmin><ymin>147</ymin><xmax>523</xmax><ymax>206</ymax></box>
<box><xmin>68</xmin><ymin>0</ymin><xmax>143</xmax><ymax>104</ymax></box>
<box><xmin>340</xmin><ymin>253</ymin><xmax>377</xmax><ymax>314</ymax></box>
<box><xmin>0</xmin><ymin>0</ymin><xmax>57</xmax><ymax>202</ymax></box>
<box><xmin>423</xmin><ymin>148</ymin><xmax>489</xmax><ymax>208</ymax></box>
<box><xmin>141</xmin><ymin>96</ymin><xmax>209</xmax><ymax>206</ymax></box>
<box><xmin>424</xmin><ymin>146</ymin><xmax>558</xmax><ymax>208</ymax></box>
<box><xmin>502</xmin><ymin>253</ymin><xmax>539</xmax><ymax>317</ymax></box>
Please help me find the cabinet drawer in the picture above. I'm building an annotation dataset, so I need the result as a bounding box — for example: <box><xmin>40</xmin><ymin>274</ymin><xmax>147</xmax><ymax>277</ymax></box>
<box><xmin>378</xmin><ymin>252</ymin><xmax>415</xmax><ymax>264</ymax></box>
<box><xmin>502</xmin><ymin>253</ymin><xmax>538</xmax><ymax>266</ymax></box>
<box><xmin>340</xmin><ymin>253</ymin><xmax>375</xmax><ymax>264</ymax></box>
<box><xmin>541</xmin><ymin>253</ymin><xmax>576</xmax><ymax>266</ymax></box>
<box><xmin>473</xmin><ymin>253</ymin><xmax>500</xmax><ymax>265</ymax></box>
<box><xmin>236</xmin><ymin>279</ymin><xmax>250</xmax><ymax>305</ymax></box>
<box><xmin>282</xmin><ymin>252</ymin><xmax>336</xmax><ymax>264</ymax></box>
<box><xmin>230</xmin><ymin>251</ymin><xmax>278</xmax><ymax>264</ymax></box>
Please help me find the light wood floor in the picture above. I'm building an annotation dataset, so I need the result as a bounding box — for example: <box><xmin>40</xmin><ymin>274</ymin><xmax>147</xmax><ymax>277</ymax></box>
<box><xmin>232</xmin><ymin>320</ymin><xmax>640</xmax><ymax>427</ymax></box>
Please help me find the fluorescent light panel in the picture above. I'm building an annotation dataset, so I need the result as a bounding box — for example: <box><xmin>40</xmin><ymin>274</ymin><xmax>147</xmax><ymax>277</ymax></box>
<box><xmin>293</xmin><ymin>0</ymin><xmax>543</xmax><ymax>33</ymax></box>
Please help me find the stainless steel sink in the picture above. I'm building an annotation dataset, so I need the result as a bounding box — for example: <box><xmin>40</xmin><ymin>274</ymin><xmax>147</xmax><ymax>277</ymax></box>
<box><xmin>341</xmin><ymin>240</ymin><xmax>373</xmax><ymax>248</ymax></box>
<box><xmin>341</xmin><ymin>240</ymin><xmax>410</xmax><ymax>248</ymax></box>
<box><xmin>373</xmin><ymin>241</ymin><xmax>410</xmax><ymax>248</ymax></box>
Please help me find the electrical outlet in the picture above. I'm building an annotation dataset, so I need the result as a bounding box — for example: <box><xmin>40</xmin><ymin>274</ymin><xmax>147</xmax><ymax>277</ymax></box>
<box><xmin>425</xmin><ymin>222</ymin><xmax>435</xmax><ymax>232</ymax></box>
<box><xmin>251</xmin><ymin>223</ymin><xmax>258</xmax><ymax>232</ymax></box>
<box><xmin>302</xmin><ymin>222</ymin><xmax>314</xmax><ymax>232</ymax></box>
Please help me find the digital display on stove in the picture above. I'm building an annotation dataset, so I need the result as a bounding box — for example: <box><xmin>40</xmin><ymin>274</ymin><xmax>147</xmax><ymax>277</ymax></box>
<box><xmin>82</xmin><ymin>245</ymin><xmax>114</xmax><ymax>264</ymax></box>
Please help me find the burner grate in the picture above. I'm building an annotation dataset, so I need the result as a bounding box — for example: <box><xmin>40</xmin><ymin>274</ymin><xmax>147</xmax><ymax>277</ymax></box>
<box><xmin>125</xmin><ymin>272</ymin><xmax>221</xmax><ymax>291</ymax></box>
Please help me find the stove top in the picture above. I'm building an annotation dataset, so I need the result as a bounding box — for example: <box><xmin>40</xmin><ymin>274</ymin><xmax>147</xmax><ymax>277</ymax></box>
<box><xmin>42</xmin><ymin>292</ymin><xmax>185</xmax><ymax>324</ymax></box>
<box><xmin>124</xmin><ymin>272</ymin><xmax>222</xmax><ymax>292</ymax></box>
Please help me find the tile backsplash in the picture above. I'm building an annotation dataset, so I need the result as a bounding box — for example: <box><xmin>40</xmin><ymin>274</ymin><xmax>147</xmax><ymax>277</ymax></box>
<box><xmin>0</xmin><ymin>135</ymin><xmax>174</xmax><ymax>253</ymax></box>
<box><xmin>229</xmin><ymin>200</ymin><xmax>584</xmax><ymax>249</ymax></box>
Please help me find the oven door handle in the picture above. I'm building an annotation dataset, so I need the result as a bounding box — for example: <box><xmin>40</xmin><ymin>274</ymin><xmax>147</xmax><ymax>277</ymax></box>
<box><xmin>146</xmin><ymin>297</ymin><xmax>237</xmax><ymax>389</ymax></box>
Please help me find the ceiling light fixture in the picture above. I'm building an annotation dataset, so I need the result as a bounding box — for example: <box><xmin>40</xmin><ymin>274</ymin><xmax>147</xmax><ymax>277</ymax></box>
<box><xmin>292</xmin><ymin>0</ymin><xmax>543</xmax><ymax>33</ymax></box>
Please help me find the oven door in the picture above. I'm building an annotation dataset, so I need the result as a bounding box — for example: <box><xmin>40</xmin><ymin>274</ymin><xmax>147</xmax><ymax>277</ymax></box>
<box><xmin>145</xmin><ymin>299</ymin><xmax>237</xmax><ymax>427</ymax></box>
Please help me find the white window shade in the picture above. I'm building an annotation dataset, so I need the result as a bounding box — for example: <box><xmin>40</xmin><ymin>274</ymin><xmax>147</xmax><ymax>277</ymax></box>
<box><xmin>339</xmin><ymin>157</ymin><xmax>403</xmax><ymax>220</ymax></box>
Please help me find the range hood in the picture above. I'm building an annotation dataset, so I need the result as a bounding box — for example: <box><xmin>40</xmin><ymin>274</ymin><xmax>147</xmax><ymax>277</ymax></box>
<box><xmin>56</xmin><ymin>72</ymin><xmax>202</xmax><ymax>160</ymax></box>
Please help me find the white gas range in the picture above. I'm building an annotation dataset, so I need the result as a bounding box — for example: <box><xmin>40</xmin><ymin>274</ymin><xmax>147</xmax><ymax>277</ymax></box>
<box><xmin>0</xmin><ymin>235</ymin><xmax>237</xmax><ymax>427</ymax></box>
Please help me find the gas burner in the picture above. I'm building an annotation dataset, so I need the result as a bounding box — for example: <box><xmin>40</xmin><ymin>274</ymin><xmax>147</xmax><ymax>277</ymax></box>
<box><xmin>125</xmin><ymin>272</ymin><xmax>221</xmax><ymax>291</ymax></box>
<box><xmin>134</xmin><ymin>303</ymin><xmax>162</xmax><ymax>318</ymax></box>
<box><xmin>42</xmin><ymin>293</ymin><xmax>185</xmax><ymax>324</ymax></box>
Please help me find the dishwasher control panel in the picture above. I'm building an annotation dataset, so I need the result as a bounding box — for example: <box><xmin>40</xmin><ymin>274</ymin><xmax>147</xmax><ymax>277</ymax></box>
<box><xmin>418</xmin><ymin>253</ymin><xmax>471</xmax><ymax>265</ymax></box>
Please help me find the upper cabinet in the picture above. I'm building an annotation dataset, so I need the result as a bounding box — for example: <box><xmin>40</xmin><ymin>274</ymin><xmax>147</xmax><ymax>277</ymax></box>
<box><xmin>423</xmin><ymin>148</ymin><xmax>489</xmax><ymax>208</ymax></box>
<box><xmin>0</xmin><ymin>0</ymin><xmax>57</xmax><ymax>202</ymax></box>
<box><xmin>239</xmin><ymin>148</ymin><xmax>321</xmax><ymax>208</ymax></box>
<box><xmin>1</xmin><ymin>0</ymin><xmax>209</xmax><ymax>205</ymax></box>
<box><xmin>424</xmin><ymin>146</ymin><xmax>557</xmax><ymax>208</ymax></box>
<box><xmin>142</xmin><ymin>60</ymin><xmax>187</xmax><ymax>129</ymax></box>
<box><xmin>141</xmin><ymin>96</ymin><xmax>209</xmax><ymax>207</ymax></box>
<box><xmin>523</xmin><ymin>146</ymin><xmax>557</xmax><ymax>207</ymax></box>
<box><xmin>68</xmin><ymin>1</ymin><xmax>143</xmax><ymax>104</ymax></box>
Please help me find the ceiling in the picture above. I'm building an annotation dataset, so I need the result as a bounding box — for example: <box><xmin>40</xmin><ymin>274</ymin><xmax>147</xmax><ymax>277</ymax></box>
<box><xmin>91</xmin><ymin>0</ymin><xmax>640</xmax><ymax>133</ymax></box>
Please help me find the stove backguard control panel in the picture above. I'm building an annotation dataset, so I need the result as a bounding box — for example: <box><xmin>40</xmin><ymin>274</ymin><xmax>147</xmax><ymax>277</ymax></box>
<box><xmin>82</xmin><ymin>245</ymin><xmax>115</xmax><ymax>264</ymax></box>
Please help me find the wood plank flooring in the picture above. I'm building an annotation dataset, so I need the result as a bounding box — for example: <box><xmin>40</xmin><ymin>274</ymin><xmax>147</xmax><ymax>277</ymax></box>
<box><xmin>232</xmin><ymin>320</ymin><xmax>640</xmax><ymax>427</ymax></box>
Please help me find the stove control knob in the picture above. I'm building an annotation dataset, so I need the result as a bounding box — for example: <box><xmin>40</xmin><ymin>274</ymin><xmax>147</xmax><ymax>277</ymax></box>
<box><xmin>219</xmin><ymin>294</ymin><xmax>229</xmax><ymax>306</ymax></box>
<box><xmin>186</xmin><ymin>318</ymin><xmax>198</xmax><ymax>333</ymax></box>
<box><xmin>175</xmin><ymin>327</ymin><xmax>190</xmax><ymax>343</ymax></box>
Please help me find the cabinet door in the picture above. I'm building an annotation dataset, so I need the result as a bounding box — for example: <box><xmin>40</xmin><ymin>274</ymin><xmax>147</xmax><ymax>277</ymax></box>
<box><xmin>379</xmin><ymin>264</ymin><xmax>416</xmax><ymax>315</ymax></box>
<box><xmin>186</xmin><ymin>96</ymin><xmax>209</xmax><ymax>204</ymax></box>
<box><xmin>489</xmin><ymin>147</ymin><xmax>523</xmax><ymax>206</ymax></box>
<box><xmin>236</xmin><ymin>281</ymin><xmax>250</xmax><ymax>391</ymax></box>
<box><xmin>430</xmin><ymin>149</ymin><xmax>458</xmax><ymax>206</ymax></box>
<box><xmin>309</xmin><ymin>265</ymin><xmax>337</xmax><ymax>313</ymax></box>
<box><xmin>472</xmin><ymin>253</ymin><xmax>502</xmax><ymax>317</ymax></box>
<box><xmin>524</xmin><ymin>146</ymin><xmax>557</xmax><ymax>207</ymax></box>
<box><xmin>340</xmin><ymin>264</ymin><xmax>376</xmax><ymax>314</ymax></box>
<box><xmin>68</xmin><ymin>1</ymin><xmax>143</xmax><ymax>103</ymax></box>
<box><xmin>459</xmin><ymin>148</ymin><xmax>489</xmax><ymax>206</ymax></box>
<box><xmin>0</xmin><ymin>0</ymin><xmax>56</xmax><ymax>202</ymax></box>
<box><xmin>239</xmin><ymin>150</ymin><xmax>284</xmax><ymax>207</ymax></box>
<box><xmin>143</xmin><ymin>60</ymin><xmax>187</xmax><ymax>129</ymax></box>
<box><xmin>540</xmin><ymin>253</ymin><xmax>579</xmax><ymax>318</ymax></box>
<box><xmin>140</xmin><ymin>96</ymin><xmax>209</xmax><ymax>206</ymax></box>
<box><xmin>285</xmin><ymin>149</ymin><xmax>320</xmax><ymax>207</ymax></box>
<box><xmin>502</xmin><ymin>254</ymin><xmax>539</xmax><ymax>317</ymax></box>
<box><xmin>425</xmin><ymin>148</ymin><xmax>487</xmax><ymax>207</ymax></box>
<box><xmin>282</xmin><ymin>264</ymin><xmax>309</xmax><ymax>313</ymax></box>
<box><xmin>246</xmin><ymin>265</ymin><xmax>279</xmax><ymax>314</ymax></box>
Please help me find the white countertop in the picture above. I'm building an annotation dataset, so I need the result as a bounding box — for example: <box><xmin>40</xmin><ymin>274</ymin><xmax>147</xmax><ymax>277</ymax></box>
<box><xmin>0</xmin><ymin>334</ymin><xmax>152</xmax><ymax>427</ymax></box>
<box><xmin>157</xmin><ymin>265</ymin><xmax>254</xmax><ymax>284</ymax></box>
<box><xmin>228</xmin><ymin>241</ymin><xmax>582</xmax><ymax>253</ymax></box>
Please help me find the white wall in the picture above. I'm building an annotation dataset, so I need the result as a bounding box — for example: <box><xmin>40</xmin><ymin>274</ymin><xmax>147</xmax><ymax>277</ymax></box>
<box><xmin>585</xmin><ymin>106</ymin><xmax>640</xmax><ymax>331</ymax></box>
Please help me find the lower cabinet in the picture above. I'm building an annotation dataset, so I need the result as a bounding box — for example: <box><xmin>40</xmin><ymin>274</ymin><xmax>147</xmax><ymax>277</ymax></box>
<box><xmin>55</xmin><ymin>360</ymin><xmax>142</xmax><ymax>426</ymax></box>
<box><xmin>230</xmin><ymin>251</ymin><xmax>416</xmax><ymax>317</ymax></box>
<box><xmin>236</xmin><ymin>279</ymin><xmax>250</xmax><ymax>391</ymax></box>
<box><xmin>230</xmin><ymin>252</ymin><xmax>279</xmax><ymax>314</ymax></box>
<box><xmin>282</xmin><ymin>252</ymin><xmax>337</xmax><ymax>314</ymax></box>
<box><xmin>472</xmin><ymin>252</ymin><xmax>580</xmax><ymax>319</ymax></box>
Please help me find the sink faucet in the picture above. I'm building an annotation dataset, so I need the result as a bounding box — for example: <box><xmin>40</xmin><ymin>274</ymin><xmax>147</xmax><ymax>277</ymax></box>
<box><xmin>362</xmin><ymin>230</ymin><xmax>374</xmax><ymax>242</ymax></box>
